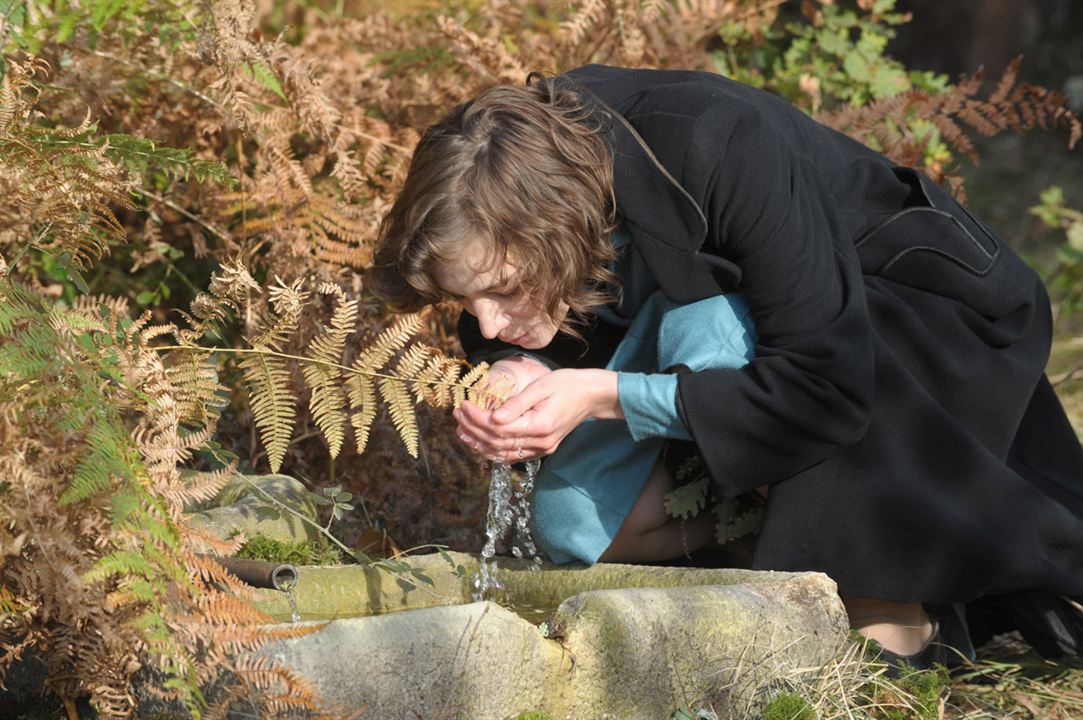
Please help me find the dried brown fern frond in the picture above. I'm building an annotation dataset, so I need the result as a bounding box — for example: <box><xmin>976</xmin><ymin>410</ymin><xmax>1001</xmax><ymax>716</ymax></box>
<box><xmin>0</xmin><ymin>56</ymin><xmax>135</xmax><ymax>278</ymax></box>
<box><xmin>240</xmin><ymin>346</ymin><xmax>298</xmax><ymax>474</ymax></box>
<box><xmin>346</xmin><ymin>313</ymin><xmax>424</xmax><ymax>456</ymax></box>
<box><xmin>301</xmin><ymin>283</ymin><xmax>359</xmax><ymax>458</ymax></box>
<box><xmin>217</xmin><ymin>187</ymin><xmax>375</xmax><ymax>271</ymax></box>
<box><xmin>818</xmin><ymin>58</ymin><xmax>1082</xmax><ymax>194</ymax></box>
<box><xmin>436</xmin><ymin>14</ymin><xmax>530</xmax><ymax>85</ymax></box>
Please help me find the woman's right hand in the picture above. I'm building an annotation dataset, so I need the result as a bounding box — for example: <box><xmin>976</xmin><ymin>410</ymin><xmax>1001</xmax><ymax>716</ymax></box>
<box><xmin>484</xmin><ymin>355</ymin><xmax>553</xmax><ymax>397</ymax></box>
<box><xmin>456</xmin><ymin>355</ymin><xmax>552</xmax><ymax>456</ymax></box>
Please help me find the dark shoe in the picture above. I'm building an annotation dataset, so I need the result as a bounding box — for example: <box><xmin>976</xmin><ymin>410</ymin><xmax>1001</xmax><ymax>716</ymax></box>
<box><xmin>968</xmin><ymin>591</ymin><xmax>1083</xmax><ymax>659</ymax></box>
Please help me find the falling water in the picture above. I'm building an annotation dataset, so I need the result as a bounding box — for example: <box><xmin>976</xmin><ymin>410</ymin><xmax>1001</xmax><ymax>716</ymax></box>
<box><xmin>272</xmin><ymin>564</ymin><xmax>301</xmax><ymax>623</ymax></box>
<box><xmin>472</xmin><ymin>459</ymin><xmax>543</xmax><ymax>602</ymax></box>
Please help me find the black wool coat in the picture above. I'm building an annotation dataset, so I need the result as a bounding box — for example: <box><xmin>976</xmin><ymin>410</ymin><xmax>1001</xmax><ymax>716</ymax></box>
<box><xmin>458</xmin><ymin>64</ymin><xmax>1083</xmax><ymax>604</ymax></box>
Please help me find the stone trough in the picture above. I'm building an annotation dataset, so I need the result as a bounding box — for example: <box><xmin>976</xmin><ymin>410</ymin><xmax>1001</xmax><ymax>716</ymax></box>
<box><xmin>186</xmin><ymin>475</ymin><xmax>852</xmax><ymax>718</ymax></box>
<box><xmin>252</xmin><ymin>553</ymin><xmax>850</xmax><ymax>719</ymax></box>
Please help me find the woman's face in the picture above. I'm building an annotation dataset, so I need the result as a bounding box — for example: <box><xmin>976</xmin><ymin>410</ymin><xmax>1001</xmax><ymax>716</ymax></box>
<box><xmin>434</xmin><ymin>237</ymin><xmax>566</xmax><ymax>349</ymax></box>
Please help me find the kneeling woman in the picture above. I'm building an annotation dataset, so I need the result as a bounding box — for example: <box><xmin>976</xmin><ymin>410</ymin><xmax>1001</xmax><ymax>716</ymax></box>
<box><xmin>368</xmin><ymin>65</ymin><xmax>1083</xmax><ymax>669</ymax></box>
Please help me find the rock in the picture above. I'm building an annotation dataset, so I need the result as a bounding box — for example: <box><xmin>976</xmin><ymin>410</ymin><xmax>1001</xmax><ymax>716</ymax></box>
<box><xmin>255</xmin><ymin>560</ymin><xmax>850</xmax><ymax>718</ymax></box>
<box><xmin>260</xmin><ymin>603</ymin><xmax>562</xmax><ymax>719</ymax></box>
<box><xmin>550</xmin><ymin>576</ymin><xmax>849</xmax><ymax>717</ymax></box>
<box><xmin>183</xmin><ymin>474</ymin><xmax>321</xmax><ymax>546</ymax></box>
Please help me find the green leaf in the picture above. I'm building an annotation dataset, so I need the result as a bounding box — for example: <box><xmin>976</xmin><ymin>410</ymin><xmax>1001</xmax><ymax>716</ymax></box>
<box><xmin>56</xmin><ymin>13</ymin><xmax>81</xmax><ymax>43</ymax></box>
<box><xmin>817</xmin><ymin>29</ymin><xmax>850</xmax><ymax>56</ymax></box>
<box><xmin>842</xmin><ymin>50</ymin><xmax>872</xmax><ymax>83</ymax></box>
<box><xmin>868</xmin><ymin>66</ymin><xmax>909</xmax><ymax>99</ymax></box>
<box><xmin>663</xmin><ymin>477</ymin><xmax>708</xmax><ymax>520</ymax></box>
<box><xmin>243</xmin><ymin>62</ymin><xmax>288</xmax><ymax>101</ymax></box>
<box><xmin>1040</xmin><ymin>186</ymin><xmax>1065</xmax><ymax>207</ymax></box>
<box><xmin>1067</xmin><ymin>222</ymin><xmax>1083</xmax><ymax>252</ymax></box>
<box><xmin>411</xmin><ymin>569</ymin><xmax>434</xmax><ymax>586</ymax></box>
<box><xmin>136</xmin><ymin>290</ymin><xmax>155</xmax><ymax>305</ymax></box>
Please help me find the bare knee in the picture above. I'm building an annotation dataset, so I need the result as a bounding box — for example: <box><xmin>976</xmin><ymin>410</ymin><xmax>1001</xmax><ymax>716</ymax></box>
<box><xmin>599</xmin><ymin>457</ymin><xmax>713</xmax><ymax>563</ymax></box>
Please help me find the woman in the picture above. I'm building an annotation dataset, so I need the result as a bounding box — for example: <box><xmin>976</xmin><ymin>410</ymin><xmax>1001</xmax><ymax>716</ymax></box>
<box><xmin>368</xmin><ymin>65</ymin><xmax>1083</xmax><ymax>669</ymax></box>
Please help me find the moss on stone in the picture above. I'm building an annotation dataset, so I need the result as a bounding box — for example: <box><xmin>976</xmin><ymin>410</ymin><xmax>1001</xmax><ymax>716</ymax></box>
<box><xmin>235</xmin><ymin>532</ymin><xmax>341</xmax><ymax>566</ymax></box>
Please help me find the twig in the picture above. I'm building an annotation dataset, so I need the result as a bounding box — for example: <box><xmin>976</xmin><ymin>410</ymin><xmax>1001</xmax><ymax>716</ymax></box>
<box><xmin>1051</xmin><ymin>363</ymin><xmax>1083</xmax><ymax>387</ymax></box>
<box><xmin>3</xmin><ymin>223</ymin><xmax>52</xmax><ymax>277</ymax></box>
<box><xmin>137</xmin><ymin>188</ymin><xmax>233</xmax><ymax>245</ymax></box>
<box><xmin>85</xmin><ymin>48</ymin><xmax>229</xmax><ymax>114</ymax></box>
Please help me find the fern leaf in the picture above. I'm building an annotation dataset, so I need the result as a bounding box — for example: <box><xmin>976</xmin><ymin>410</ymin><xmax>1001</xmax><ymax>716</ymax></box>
<box><xmin>664</xmin><ymin>477</ymin><xmax>708</xmax><ymax>520</ymax></box>
<box><xmin>240</xmin><ymin>352</ymin><xmax>297</xmax><ymax>473</ymax></box>
<box><xmin>460</xmin><ymin>361</ymin><xmax>490</xmax><ymax>407</ymax></box>
<box><xmin>988</xmin><ymin>57</ymin><xmax>1020</xmax><ymax>105</ymax></box>
<box><xmin>395</xmin><ymin>344</ymin><xmax>432</xmax><ymax>405</ymax></box>
<box><xmin>300</xmin><ymin>284</ymin><xmax>358</xmax><ymax>457</ymax></box>
<box><xmin>413</xmin><ymin>355</ymin><xmax>451</xmax><ymax>405</ymax></box>
<box><xmin>62</xmin><ymin>417</ymin><xmax>141</xmax><ymax>505</ymax></box>
<box><xmin>354</xmin><ymin>313</ymin><xmax>423</xmax><ymax>371</ymax></box>
<box><xmin>345</xmin><ymin>372</ymin><xmax>377</xmax><ymax>454</ymax></box>
<box><xmin>378</xmin><ymin>376</ymin><xmax>418</xmax><ymax>457</ymax></box>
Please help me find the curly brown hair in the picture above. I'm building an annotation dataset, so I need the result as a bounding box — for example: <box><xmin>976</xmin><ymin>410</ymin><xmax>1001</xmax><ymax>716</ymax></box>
<box><xmin>366</xmin><ymin>73</ymin><xmax>619</xmax><ymax>336</ymax></box>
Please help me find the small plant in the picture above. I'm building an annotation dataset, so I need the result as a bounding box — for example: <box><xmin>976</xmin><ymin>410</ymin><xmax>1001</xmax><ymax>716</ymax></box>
<box><xmin>314</xmin><ymin>484</ymin><xmax>356</xmax><ymax>529</ymax></box>
<box><xmin>878</xmin><ymin>664</ymin><xmax>948</xmax><ymax>720</ymax></box>
<box><xmin>762</xmin><ymin>691</ymin><xmax>816</xmax><ymax>720</ymax></box>
<box><xmin>1031</xmin><ymin>185</ymin><xmax>1083</xmax><ymax>312</ymax></box>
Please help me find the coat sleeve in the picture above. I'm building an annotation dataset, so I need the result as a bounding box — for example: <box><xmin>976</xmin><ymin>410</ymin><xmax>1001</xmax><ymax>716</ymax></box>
<box><xmin>675</xmin><ymin>103</ymin><xmax>874</xmax><ymax>497</ymax></box>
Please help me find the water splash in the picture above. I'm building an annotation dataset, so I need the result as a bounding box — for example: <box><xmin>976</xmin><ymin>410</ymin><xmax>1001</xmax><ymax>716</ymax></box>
<box><xmin>472</xmin><ymin>459</ymin><xmax>543</xmax><ymax>602</ymax></box>
<box><xmin>272</xmin><ymin>564</ymin><xmax>301</xmax><ymax>623</ymax></box>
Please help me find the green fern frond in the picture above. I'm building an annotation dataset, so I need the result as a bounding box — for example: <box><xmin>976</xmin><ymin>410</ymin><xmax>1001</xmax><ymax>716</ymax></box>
<box><xmin>378</xmin><ymin>376</ymin><xmax>419</xmax><ymax>457</ymax></box>
<box><xmin>84</xmin><ymin>550</ymin><xmax>156</xmax><ymax>584</ymax></box>
<box><xmin>47</xmin><ymin>305</ymin><xmax>107</xmax><ymax>336</ymax></box>
<box><xmin>0</xmin><ymin>280</ymin><xmax>43</xmax><ymax>335</ymax></box>
<box><xmin>240</xmin><ymin>352</ymin><xmax>297</xmax><ymax>473</ymax></box>
<box><xmin>62</xmin><ymin>413</ymin><xmax>144</xmax><ymax>505</ymax></box>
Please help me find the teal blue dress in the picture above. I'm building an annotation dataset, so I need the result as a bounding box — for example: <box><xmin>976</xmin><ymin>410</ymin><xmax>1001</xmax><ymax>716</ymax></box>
<box><xmin>531</xmin><ymin>227</ymin><xmax>757</xmax><ymax>564</ymax></box>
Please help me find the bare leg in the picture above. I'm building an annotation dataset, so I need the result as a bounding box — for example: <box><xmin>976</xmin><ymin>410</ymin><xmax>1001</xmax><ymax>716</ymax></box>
<box><xmin>842</xmin><ymin>595</ymin><xmax>935</xmax><ymax>656</ymax></box>
<box><xmin>598</xmin><ymin>455</ymin><xmax>715</xmax><ymax>563</ymax></box>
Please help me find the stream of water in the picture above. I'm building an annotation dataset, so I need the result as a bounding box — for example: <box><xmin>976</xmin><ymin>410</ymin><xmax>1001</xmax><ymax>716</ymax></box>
<box><xmin>472</xmin><ymin>459</ymin><xmax>543</xmax><ymax>601</ymax></box>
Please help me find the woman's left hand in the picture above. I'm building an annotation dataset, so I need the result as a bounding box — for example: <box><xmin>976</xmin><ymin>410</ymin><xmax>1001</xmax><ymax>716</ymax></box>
<box><xmin>453</xmin><ymin>368</ymin><xmax>622</xmax><ymax>463</ymax></box>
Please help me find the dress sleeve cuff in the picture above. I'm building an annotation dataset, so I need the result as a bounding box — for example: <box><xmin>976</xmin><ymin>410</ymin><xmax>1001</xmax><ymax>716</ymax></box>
<box><xmin>617</xmin><ymin>372</ymin><xmax>693</xmax><ymax>442</ymax></box>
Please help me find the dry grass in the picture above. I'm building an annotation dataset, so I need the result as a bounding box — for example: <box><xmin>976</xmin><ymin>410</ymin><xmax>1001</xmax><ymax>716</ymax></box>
<box><xmin>741</xmin><ymin>632</ymin><xmax>1083</xmax><ymax>720</ymax></box>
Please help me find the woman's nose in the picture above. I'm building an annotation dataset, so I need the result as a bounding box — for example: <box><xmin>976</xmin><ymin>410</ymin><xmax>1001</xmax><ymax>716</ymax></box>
<box><xmin>476</xmin><ymin>301</ymin><xmax>509</xmax><ymax>339</ymax></box>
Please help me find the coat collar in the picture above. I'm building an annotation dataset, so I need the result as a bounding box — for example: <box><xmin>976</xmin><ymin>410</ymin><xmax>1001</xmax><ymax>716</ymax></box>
<box><xmin>558</xmin><ymin>68</ymin><xmax>708</xmax><ymax>255</ymax></box>
<box><xmin>557</xmin><ymin>66</ymin><xmax>742</xmax><ymax>301</ymax></box>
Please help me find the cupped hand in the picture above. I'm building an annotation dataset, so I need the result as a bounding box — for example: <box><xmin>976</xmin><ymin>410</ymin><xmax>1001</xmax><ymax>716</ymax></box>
<box><xmin>453</xmin><ymin>368</ymin><xmax>622</xmax><ymax>463</ymax></box>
